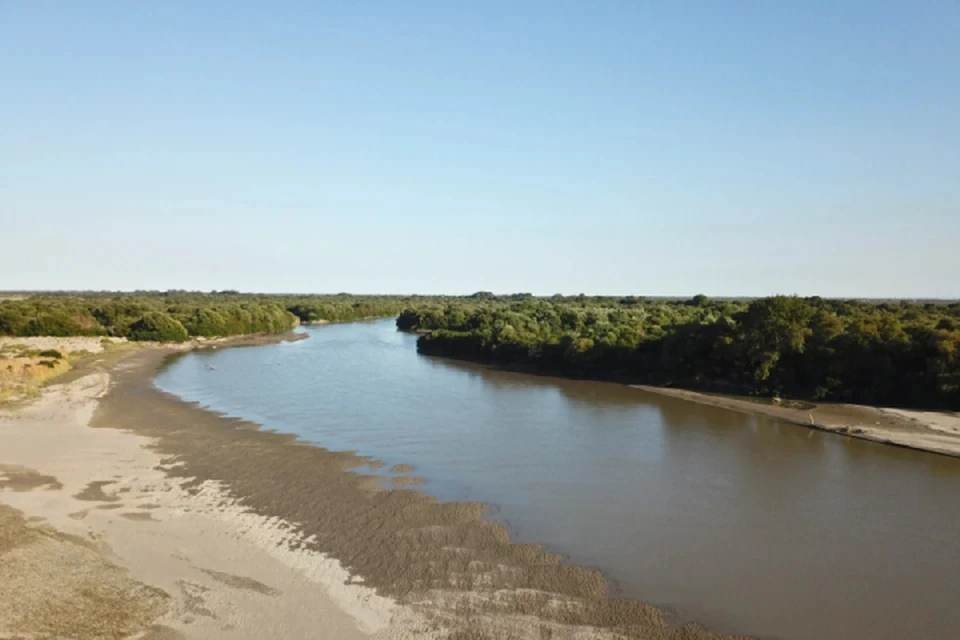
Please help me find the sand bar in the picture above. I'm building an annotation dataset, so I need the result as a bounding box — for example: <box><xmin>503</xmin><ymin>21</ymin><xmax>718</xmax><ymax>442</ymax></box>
<box><xmin>632</xmin><ymin>385</ymin><xmax>960</xmax><ymax>458</ymax></box>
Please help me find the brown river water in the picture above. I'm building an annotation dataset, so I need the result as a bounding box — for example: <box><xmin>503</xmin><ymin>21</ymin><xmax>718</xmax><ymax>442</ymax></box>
<box><xmin>154</xmin><ymin>319</ymin><xmax>960</xmax><ymax>640</ymax></box>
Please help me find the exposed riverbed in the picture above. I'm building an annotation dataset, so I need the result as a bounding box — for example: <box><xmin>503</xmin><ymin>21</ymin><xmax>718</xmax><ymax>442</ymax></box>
<box><xmin>155</xmin><ymin>319</ymin><xmax>960</xmax><ymax>640</ymax></box>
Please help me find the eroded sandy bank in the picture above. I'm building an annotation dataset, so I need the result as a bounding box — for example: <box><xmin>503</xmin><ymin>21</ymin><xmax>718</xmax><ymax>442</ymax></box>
<box><xmin>632</xmin><ymin>385</ymin><xmax>960</xmax><ymax>458</ymax></box>
<box><xmin>0</xmin><ymin>366</ymin><xmax>428</xmax><ymax>639</ymax></box>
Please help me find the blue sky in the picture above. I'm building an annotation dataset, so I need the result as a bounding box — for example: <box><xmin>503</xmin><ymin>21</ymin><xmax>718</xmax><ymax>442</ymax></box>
<box><xmin>2</xmin><ymin>1</ymin><xmax>958</xmax><ymax>297</ymax></box>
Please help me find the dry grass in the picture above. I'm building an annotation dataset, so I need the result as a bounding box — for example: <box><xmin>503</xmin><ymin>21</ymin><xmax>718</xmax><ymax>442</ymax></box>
<box><xmin>0</xmin><ymin>337</ymin><xmax>143</xmax><ymax>405</ymax></box>
<box><xmin>0</xmin><ymin>335</ymin><xmax>129</xmax><ymax>355</ymax></box>
<box><xmin>0</xmin><ymin>348</ymin><xmax>72</xmax><ymax>405</ymax></box>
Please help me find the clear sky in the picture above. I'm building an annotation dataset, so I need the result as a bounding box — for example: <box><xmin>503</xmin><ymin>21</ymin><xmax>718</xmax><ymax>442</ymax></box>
<box><xmin>2</xmin><ymin>1</ymin><xmax>958</xmax><ymax>297</ymax></box>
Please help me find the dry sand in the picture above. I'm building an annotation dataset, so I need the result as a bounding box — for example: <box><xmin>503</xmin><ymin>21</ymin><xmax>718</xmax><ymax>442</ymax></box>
<box><xmin>880</xmin><ymin>408</ymin><xmax>960</xmax><ymax>437</ymax></box>
<box><xmin>0</xmin><ymin>339</ymin><xmax>745</xmax><ymax>640</ymax></box>
<box><xmin>0</xmin><ymin>369</ymin><xmax>423</xmax><ymax>639</ymax></box>
<box><xmin>633</xmin><ymin>386</ymin><xmax>960</xmax><ymax>458</ymax></box>
<box><xmin>0</xmin><ymin>335</ymin><xmax>128</xmax><ymax>355</ymax></box>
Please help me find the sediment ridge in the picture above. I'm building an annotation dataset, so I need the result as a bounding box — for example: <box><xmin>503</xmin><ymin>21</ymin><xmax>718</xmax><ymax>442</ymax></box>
<box><xmin>633</xmin><ymin>385</ymin><xmax>960</xmax><ymax>459</ymax></box>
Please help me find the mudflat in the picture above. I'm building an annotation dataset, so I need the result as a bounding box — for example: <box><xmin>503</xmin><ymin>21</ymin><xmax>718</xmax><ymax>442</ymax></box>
<box><xmin>0</xmin><ymin>359</ymin><xmax>394</xmax><ymax>639</ymax></box>
<box><xmin>0</xmin><ymin>341</ymin><xmax>744</xmax><ymax>639</ymax></box>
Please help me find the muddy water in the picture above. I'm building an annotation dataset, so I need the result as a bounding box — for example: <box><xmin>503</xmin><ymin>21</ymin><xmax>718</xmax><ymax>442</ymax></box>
<box><xmin>154</xmin><ymin>319</ymin><xmax>960</xmax><ymax>640</ymax></box>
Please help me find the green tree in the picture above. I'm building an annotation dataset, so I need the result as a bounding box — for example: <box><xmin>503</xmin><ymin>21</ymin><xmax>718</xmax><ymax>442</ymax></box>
<box><xmin>128</xmin><ymin>313</ymin><xmax>189</xmax><ymax>342</ymax></box>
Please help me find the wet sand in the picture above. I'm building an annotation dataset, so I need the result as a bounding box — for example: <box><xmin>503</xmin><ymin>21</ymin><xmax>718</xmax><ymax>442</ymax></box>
<box><xmin>1</xmin><ymin>339</ymin><xmax>747</xmax><ymax>639</ymax></box>
<box><xmin>633</xmin><ymin>386</ymin><xmax>960</xmax><ymax>458</ymax></box>
<box><xmin>0</xmin><ymin>360</ymin><xmax>399</xmax><ymax>639</ymax></box>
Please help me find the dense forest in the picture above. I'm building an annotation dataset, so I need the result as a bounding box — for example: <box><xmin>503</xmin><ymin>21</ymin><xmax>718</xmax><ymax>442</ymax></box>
<box><xmin>398</xmin><ymin>295</ymin><xmax>960</xmax><ymax>410</ymax></box>
<box><xmin>0</xmin><ymin>292</ymin><xmax>422</xmax><ymax>342</ymax></box>
<box><xmin>4</xmin><ymin>291</ymin><xmax>958</xmax><ymax>409</ymax></box>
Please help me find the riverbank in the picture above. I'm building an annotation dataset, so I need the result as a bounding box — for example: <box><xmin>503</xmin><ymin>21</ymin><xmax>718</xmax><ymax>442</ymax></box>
<box><xmin>413</xmin><ymin>347</ymin><xmax>960</xmax><ymax>460</ymax></box>
<box><xmin>1</xmin><ymin>337</ymin><xmax>745</xmax><ymax>639</ymax></box>
<box><xmin>0</xmin><ymin>333</ymin><xmax>309</xmax><ymax>397</ymax></box>
<box><xmin>1</xmin><ymin>335</ymin><xmax>416</xmax><ymax>639</ymax></box>
<box><xmin>632</xmin><ymin>385</ymin><xmax>960</xmax><ymax>458</ymax></box>
<box><xmin>301</xmin><ymin>315</ymin><xmax>395</xmax><ymax>326</ymax></box>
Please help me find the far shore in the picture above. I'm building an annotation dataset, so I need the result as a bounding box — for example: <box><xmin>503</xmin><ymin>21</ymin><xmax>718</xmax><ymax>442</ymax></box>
<box><xmin>632</xmin><ymin>385</ymin><xmax>960</xmax><ymax>458</ymax></box>
<box><xmin>409</xmin><ymin>346</ymin><xmax>960</xmax><ymax>460</ymax></box>
<box><xmin>301</xmin><ymin>315</ymin><xmax>395</xmax><ymax>326</ymax></box>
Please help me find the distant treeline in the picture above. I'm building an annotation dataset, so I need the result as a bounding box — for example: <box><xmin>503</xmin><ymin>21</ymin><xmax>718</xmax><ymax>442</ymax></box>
<box><xmin>398</xmin><ymin>295</ymin><xmax>960</xmax><ymax>409</ymax></box>
<box><xmin>6</xmin><ymin>291</ymin><xmax>959</xmax><ymax>408</ymax></box>
<box><xmin>0</xmin><ymin>292</ymin><xmax>428</xmax><ymax>342</ymax></box>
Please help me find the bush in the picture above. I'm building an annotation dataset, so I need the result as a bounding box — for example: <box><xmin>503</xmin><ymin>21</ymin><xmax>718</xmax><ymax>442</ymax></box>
<box><xmin>38</xmin><ymin>349</ymin><xmax>62</xmax><ymax>359</ymax></box>
<box><xmin>183</xmin><ymin>308</ymin><xmax>228</xmax><ymax>337</ymax></box>
<box><xmin>128</xmin><ymin>313</ymin><xmax>190</xmax><ymax>343</ymax></box>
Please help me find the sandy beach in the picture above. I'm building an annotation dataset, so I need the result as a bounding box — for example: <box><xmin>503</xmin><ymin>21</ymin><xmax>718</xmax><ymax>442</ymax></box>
<box><xmin>0</xmin><ymin>349</ymin><xmax>419</xmax><ymax>639</ymax></box>
<box><xmin>1</xmin><ymin>339</ymin><xmax>743</xmax><ymax>640</ymax></box>
<box><xmin>632</xmin><ymin>386</ymin><xmax>960</xmax><ymax>458</ymax></box>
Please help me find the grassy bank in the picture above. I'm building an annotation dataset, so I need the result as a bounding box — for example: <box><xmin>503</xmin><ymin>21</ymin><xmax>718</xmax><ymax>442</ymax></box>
<box><xmin>0</xmin><ymin>344</ymin><xmax>73</xmax><ymax>404</ymax></box>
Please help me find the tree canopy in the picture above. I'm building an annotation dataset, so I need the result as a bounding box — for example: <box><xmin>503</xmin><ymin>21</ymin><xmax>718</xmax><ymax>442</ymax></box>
<box><xmin>4</xmin><ymin>291</ymin><xmax>957</xmax><ymax>409</ymax></box>
<box><xmin>398</xmin><ymin>295</ymin><xmax>960</xmax><ymax>410</ymax></box>
<box><xmin>0</xmin><ymin>292</ymin><xmax>463</xmax><ymax>342</ymax></box>
<box><xmin>0</xmin><ymin>292</ymin><xmax>416</xmax><ymax>342</ymax></box>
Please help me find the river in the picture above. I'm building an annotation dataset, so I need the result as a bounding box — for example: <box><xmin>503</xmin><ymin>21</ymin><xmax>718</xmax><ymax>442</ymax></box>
<box><xmin>154</xmin><ymin>319</ymin><xmax>960</xmax><ymax>640</ymax></box>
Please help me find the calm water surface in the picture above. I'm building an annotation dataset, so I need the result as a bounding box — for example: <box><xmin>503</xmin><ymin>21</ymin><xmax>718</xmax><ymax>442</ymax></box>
<box><xmin>155</xmin><ymin>319</ymin><xmax>960</xmax><ymax>640</ymax></box>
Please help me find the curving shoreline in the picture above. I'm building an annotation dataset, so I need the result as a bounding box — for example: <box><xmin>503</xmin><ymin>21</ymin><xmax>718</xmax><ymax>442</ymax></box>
<box><xmin>1</xmin><ymin>335</ymin><xmax>747</xmax><ymax>639</ymax></box>
<box><xmin>117</xmin><ymin>347</ymin><xmax>744</xmax><ymax>639</ymax></box>
<box><xmin>407</xmin><ymin>344</ymin><xmax>960</xmax><ymax>460</ymax></box>
<box><xmin>1</xmin><ymin>338</ymin><xmax>402</xmax><ymax>639</ymax></box>
<box><xmin>632</xmin><ymin>385</ymin><xmax>960</xmax><ymax>458</ymax></box>
<box><xmin>6</xmin><ymin>327</ymin><xmax>958</xmax><ymax>638</ymax></box>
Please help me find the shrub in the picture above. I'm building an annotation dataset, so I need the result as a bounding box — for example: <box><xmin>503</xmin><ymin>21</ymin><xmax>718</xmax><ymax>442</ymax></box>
<box><xmin>128</xmin><ymin>313</ymin><xmax>189</xmax><ymax>343</ymax></box>
<box><xmin>38</xmin><ymin>349</ymin><xmax>63</xmax><ymax>359</ymax></box>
